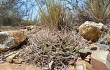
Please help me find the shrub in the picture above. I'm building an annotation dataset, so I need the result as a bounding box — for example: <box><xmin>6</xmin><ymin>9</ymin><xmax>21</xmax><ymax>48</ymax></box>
<box><xmin>26</xmin><ymin>29</ymin><xmax>88</xmax><ymax>69</ymax></box>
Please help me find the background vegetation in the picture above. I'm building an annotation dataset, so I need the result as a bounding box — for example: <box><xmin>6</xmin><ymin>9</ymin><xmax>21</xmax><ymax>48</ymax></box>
<box><xmin>0</xmin><ymin>0</ymin><xmax>110</xmax><ymax>26</ymax></box>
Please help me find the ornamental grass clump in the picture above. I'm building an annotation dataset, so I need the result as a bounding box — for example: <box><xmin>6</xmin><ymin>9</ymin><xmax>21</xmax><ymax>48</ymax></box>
<box><xmin>37</xmin><ymin>0</ymin><xmax>72</xmax><ymax>31</ymax></box>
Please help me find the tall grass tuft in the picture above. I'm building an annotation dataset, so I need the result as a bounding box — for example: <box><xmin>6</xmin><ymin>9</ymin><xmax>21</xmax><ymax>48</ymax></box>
<box><xmin>36</xmin><ymin>0</ymin><xmax>71</xmax><ymax>31</ymax></box>
<box><xmin>67</xmin><ymin>0</ymin><xmax>110</xmax><ymax>23</ymax></box>
<box><xmin>85</xmin><ymin>0</ymin><xmax>110</xmax><ymax>23</ymax></box>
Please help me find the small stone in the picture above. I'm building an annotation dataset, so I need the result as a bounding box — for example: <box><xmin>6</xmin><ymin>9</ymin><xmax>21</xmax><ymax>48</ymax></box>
<box><xmin>84</xmin><ymin>55</ymin><xmax>91</xmax><ymax>62</ymax></box>
<box><xmin>6</xmin><ymin>52</ymin><xmax>19</xmax><ymax>63</ymax></box>
<box><xmin>90</xmin><ymin>47</ymin><xmax>97</xmax><ymax>50</ymax></box>
<box><xmin>25</xmin><ymin>25</ymin><xmax>34</xmax><ymax>31</ymax></box>
<box><xmin>13</xmin><ymin>58</ymin><xmax>23</xmax><ymax>64</ymax></box>
<box><xmin>66</xmin><ymin>65</ymin><xmax>75</xmax><ymax>70</ymax></box>
<box><xmin>75</xmin><ymin>60</ymin><xmax>93</xmax><ymax>70</ymax></box>
<box><xmin>90</xmin><ymin>43</ymin><xmax>109</xmax><ymax>50</ymax></box>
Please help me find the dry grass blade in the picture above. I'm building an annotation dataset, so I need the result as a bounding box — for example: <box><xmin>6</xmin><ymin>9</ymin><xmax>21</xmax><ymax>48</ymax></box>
<box><xmin>86</xmin><ymin>0</ymin><xmax>110</xmax><ymax>23</ymax></box>
<box><xmin>36</xmin><ymin>0</ymin><xmax>71</xmax><ymax>31</ymax></box>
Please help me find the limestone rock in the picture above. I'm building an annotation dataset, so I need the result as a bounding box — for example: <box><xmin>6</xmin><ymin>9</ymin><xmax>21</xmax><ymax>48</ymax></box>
<box><xmin>78</xmin><ymin>21</ymin><xmax>103</xmax><ymax>41</ymax></box>
<box><xmin>84</xmin><ymin>54</ymin><xmax>91</xmax><ymax>62</ymax></box>
<box><xmin>90</xmin><ymin>43</ymin><xmax>109</xmax><ymax>50</ymax></box>
<box><xmin>25</xmin><ymin>25</ymin><xmax>34</xmax><ymax>30</ymax></box>
<box><xmin>21</xmin><ymin>25</ymin><xmax>35</xmax><ymax>31</ymax></box>
<box><xmin>75</xmin><ymin>60</ymin><xmax>93</xmax><ymax>70</ymax></box>
<box><xmin>6</xmin><ymin>52</ymin><xmax>19</xmax><ymax>63</ymax></box>
<box><xmin>79</xmin><ymin>43</ymin><xmax>109</xmax><ymax>55</ymax></box>
<box><xmin>79</xmin><ymin>21</ymin><xmax>107</xmax><ymax>30</ymax></box>
<box><xmin>13</xmin><ymin>58</ymin><xmax>23</xmax><ymax>64</ymax></box>
<box><xmin>0</xmin><ymin>31</ymin><xmax>26</xmax><ymax>51</ymax></box>
<box><xmin>66</xmin><ymin>65</ymin><xmax>75</xmax><ymax>70</ymax></box>
<box><xmin>91</xmin><ymin>50</ymin><xmax>110</xmax><ymax>70</ymax></box>
<box><xmin>0</xmin><ymin>63</ymin><xmax>41</xmax><ymax>70</ymax></box>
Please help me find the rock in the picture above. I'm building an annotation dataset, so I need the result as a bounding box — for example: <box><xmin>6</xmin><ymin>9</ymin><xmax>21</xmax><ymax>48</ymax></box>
<box><xmin>0</xmin><ymin>63</ymin><xmax>41</xmax><ymax>70</ymax></box>
<box><xmin>79</xmin><ymin>48</ymin><xmax>91</xmax><ymax>53</ymax></box>
<box><xmin>79</xmin><ymin>51</ymin><xmax>91</xmax><ymax>60</ymax></box>
<box><xmin>26</xmin><ymin>25</ymin><xmax>34</xmax><ymax>30</ymax></box>
<box><xmin>21</xmin><ymin>25</ymin><xmax>34</xmax><ymax>29</ymax></box>
<box><xmin>0</xmin><ymin>31</ymin><xmax>26</xmax><ymax>51</ymax></box>
<box><xmin>13</xmin><ymin>58</ymin><xmax>23</xmax><ymax>64</ymax></box>
<box><xmin>6</xmin><ymin>52</ymin><xmax>19</xmax><ymax>63</ymax></box>
<box><xmin>90</xmin><ymin>43</ymin><xmax>109</xmax><ymax>50</ymax></box>
<box><xmin>99</xmin><ymin>34</ymin><xmax>110</xmax><ymax>45</ymax></box>
<box><xmin>79</xmin><ymin>47</ymin><xmax>93</xmax><ymax>61</ymax></box>
<box><xmin>75</xmin><ymin>60</ymin><xmax>93</xmax><ymax>70</ymax></box>
<box><xmin>66</xmin><ymin>65</ymin><xmax>75</xmax><ymax>70</ymax></box>
<box><xmin>21</xmin><ymin>25</ymin><xmax>35</xmax><ymax>31</ymax></box>
<box><xmin>79</xmin><ymin>43</ymin><xmax>109</xmax><ymax>54</ymax></box>
<box><xmin>79</xmin><ymin>21</ymin><xmax>107</xmax><ymax>30</ymax></box>
<box><xmin>79</xmin><ymin>43</ymin><xmax>109</xmax><ymax>62</ymax></box>
<box><xmin>78</xmin><ymin>21</ymin><xmax>103</xmax><ymax>41</ymax></box>
<box><xmin>84</xmin><ymin>54</ymin><xmax>91</xmax><ymax>62</ymax></box>
<box><xmin>91</xmin><ymin>50</ymin><xmax>110</xmax><ymax>70</ymax></box>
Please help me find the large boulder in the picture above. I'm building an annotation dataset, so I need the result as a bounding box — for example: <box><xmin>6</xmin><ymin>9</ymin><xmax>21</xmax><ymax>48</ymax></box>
<box><xmin>78</xmin><ymin>21</ymin><xmax>107</xmax><ymax>41</ymax></box>
<box><xmin>0</xmin><ymin>31</ymin><xmax>26</xmax><ymax>51</ymax></box>
<box><xmin>91</xmin><ymin>50</ymin><xmax>110</xmax><ymax>70</ymax></box>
